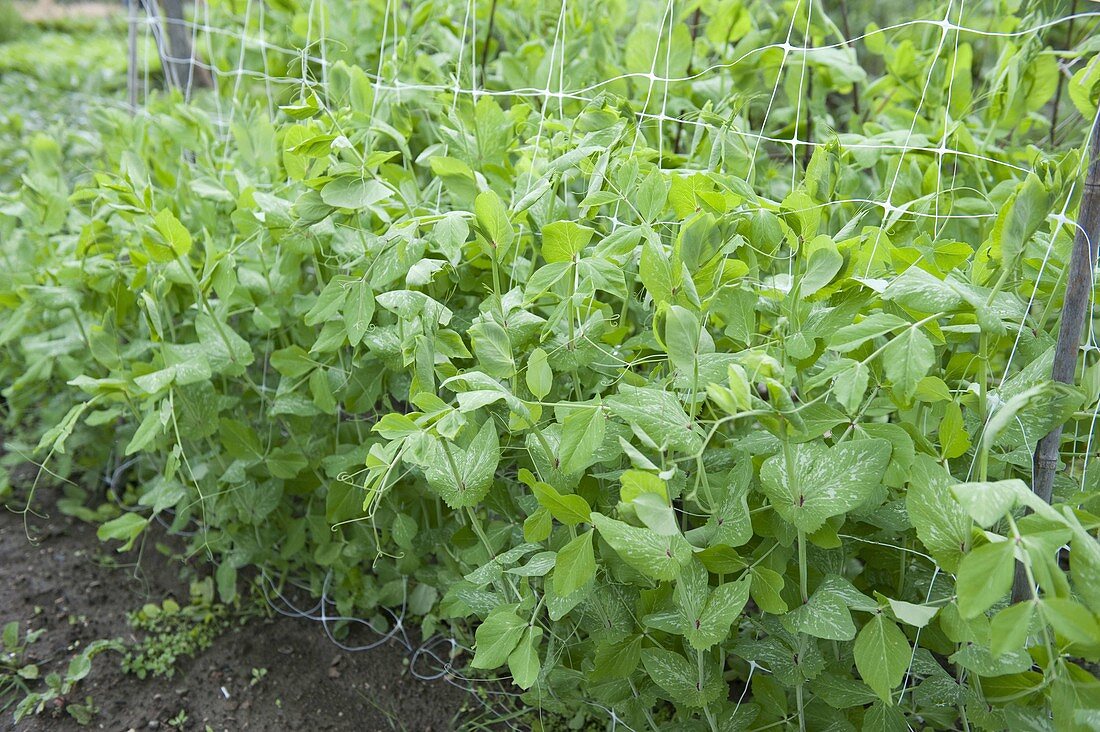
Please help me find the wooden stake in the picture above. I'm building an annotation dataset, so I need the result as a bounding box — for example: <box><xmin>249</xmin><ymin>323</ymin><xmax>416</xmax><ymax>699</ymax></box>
<box><xmin>128</xmin><ymin>0</ymin><xmax>138</xmax><ymax>111</ymax></box>
<box><xmin>1011</xmin><ymin>110</ymin><xmax>1100</xmax><ymax>603</ymax></box>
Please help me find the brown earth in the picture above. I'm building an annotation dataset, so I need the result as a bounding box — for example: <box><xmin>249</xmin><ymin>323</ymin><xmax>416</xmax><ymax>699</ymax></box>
<box><xmin>0</xmin><ymin>489</ymin><xmax>482</xmax><ymax>732</ymax></box>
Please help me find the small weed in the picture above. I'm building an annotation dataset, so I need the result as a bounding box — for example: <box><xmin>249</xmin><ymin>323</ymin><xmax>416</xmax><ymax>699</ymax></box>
<box><xmin>1</xmin><ymin>621</ymin><xmax>45</xmax><ymax>711</ymax></box>
<box><xmin>2</xmin><ymin>621</ymin><xmax>122</xmax><ymax>726</ymax></box>
<box><xmin>249</xmin><ymin>667</ymin><xmax>267</xmax><ymax>686</ymax></box>
<box><xmin>167</xmin><ymin>709</ymin><xmax>188</xmax><ymax>729</ymax></box>
<box><xmin>121</xmin><ymin>578</ymin><xmax>229</xmax><ymax>679</ymax></box>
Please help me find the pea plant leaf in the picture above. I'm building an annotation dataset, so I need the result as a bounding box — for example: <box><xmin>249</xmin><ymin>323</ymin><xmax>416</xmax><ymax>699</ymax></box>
<box><xmin>472</xmin><ymin>605</ymin><xmax>526</xmax><ymax>669</ymax></box>
<box><xmin>557</xmin><ymin>402</ymin><xmax>605</xmax><ymax>475</ymax></box>
<box><xmin>641</xmin><ymin>648</ymin><xmax>725</xmax><ymax>708</ymax></box>
<box><xmin>542</xmin><ymin>221</ymin><xmax>594</xmax><ymax>263</ymax></box>
<box><xmin>591</xmin><ymin>512</ymin><xmax>692</xmax><ymax>581</ymax></box>
<box><xmin>606</xmin><ymin>385</ymin><xmax>704</xmax><ymax>454</ymax></box>
<box><xmin>424</xmin><ymin>419</ymin><xmax>500</xmax><ymax>508</ymax></box>
<box><xmin>759</xmin><ymin>439</ymin><xmax>891</xmax><ymax>533</ymax></box>
<box><xmin>853</xmin><ymin>613</ymin><xmax>911</xmax><ymax>703</ymax></box>
<box><xmin>956</xmin><ymin>540</ymin><xmax>1016</xmax><ymax>619</ymax></box>
<box><xmin>554</xmin><ymin>530</ymin><xmax>596</xmax><ymax>596</ymax></box>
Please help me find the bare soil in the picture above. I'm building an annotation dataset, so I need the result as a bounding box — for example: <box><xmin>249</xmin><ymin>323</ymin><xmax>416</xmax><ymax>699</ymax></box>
<box><xmin>0</xmin><ymin>492</ymin><xmax>472</xmax><ymax>732</ymax></box>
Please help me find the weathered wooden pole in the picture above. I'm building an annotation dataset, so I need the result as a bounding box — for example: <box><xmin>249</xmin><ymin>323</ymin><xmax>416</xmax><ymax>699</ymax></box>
<box><xmin>156</xmin><ymin>0</ymin><xmax>212</xmax><ymax>94</ymax></box>
<box><xmin>128</xmin><ymin>0</ymin><xmax>139</xmax><ymax>111</ymax></box>
<box><xmin>1011</xmin><ymin>109</ymin><xmax>1100</xmax><ymax>603</ymax></box>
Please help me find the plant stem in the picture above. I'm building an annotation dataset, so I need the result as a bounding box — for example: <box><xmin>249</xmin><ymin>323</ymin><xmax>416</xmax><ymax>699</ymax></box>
<box><xmin>465</xmin><ymin>506</ymin><xmax>494</xmax><ymax>558</ymax></box>
<box><xmin>977</xmin><ymin>331</ymin><xmax>990</xmax><ymax>483</ymax></box>
<box><xmin>797</xmin><ymin>528</ymin><xmax>809</xmax><ymax>604</ymax></box>
<box><xmin>796</xmin><ymin>681</ymin><xmax>806</xmax><ymax>732</ymax></box>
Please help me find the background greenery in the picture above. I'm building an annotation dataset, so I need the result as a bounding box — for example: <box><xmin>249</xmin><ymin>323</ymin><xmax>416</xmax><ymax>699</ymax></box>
<box><xmin>3</xmin><ymin>0</ymin><xmax>1100</xmax><ymax>729</ymax></box>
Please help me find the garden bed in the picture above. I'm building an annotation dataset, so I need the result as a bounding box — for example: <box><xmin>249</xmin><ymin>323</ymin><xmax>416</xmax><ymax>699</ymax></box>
<box><xmin>1</xmin><ymin>486</ymin><xmax>469</xmax><ymax>731</ymax></box>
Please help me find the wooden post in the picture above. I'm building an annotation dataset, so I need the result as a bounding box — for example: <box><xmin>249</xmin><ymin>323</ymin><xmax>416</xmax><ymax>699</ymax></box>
<box><xmin>155</xmin><ymin>0</ymin><xmax>212</xmax><ymax>93</ymax></box>
<box><xmin>128</xmin><ymin>0</ymin><xmax>138</xmax><ymax>110</ymax></box>
<box><xmin>1011</xmin><ymin>110</ymin><xmax>1100</xmax><ymax>603</ymax></box>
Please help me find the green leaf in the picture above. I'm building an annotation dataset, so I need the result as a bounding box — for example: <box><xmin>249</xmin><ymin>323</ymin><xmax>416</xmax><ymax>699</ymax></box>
<box><xmin>749</xmin><ymin>566</ymin><xmax>789</xmax><ymax>614</ymax></box>
<box><xmin>1043</xmin><ymin>598</ymin><xmax>1100</xmax><ymax>649</ymax></box>
<box><xmin>882</xmin><ymin>267</ymin><xmax>964</xmax><ymax>313</ymax></box>
<box><xmin>196</xmin><ymin>314</ymin><xmax>254</xmax><ymax>374</ymax></box>
<box><xmin>471</xmin><ymin>605</ymin><xmax>526</xmax><ymax>669</ymax></box>
<box><xmin>664</xmin><ymin>305</ymin><xmax>707</xmax><ymax>373</ymax></box>
<box><xmin>887</xmin><ymin>599</ymin><xmax>939</xmax><ymax>628</ymax></box>
<box><xmin>267</xmin><ymin>447</ymin><xmax>308</xmax><ymax>479</ymax></box>
<box><xmin>125</xmin><ymin>405</ymin><xmax>165</xmax><ymax>455</ymax></box>
<box><xmin>343</xmin><ymin>279</ymin><xmax>375</xmax><ymax>347</ymax></box>
<box><xmin>783</xmin><ymin>589</ymin><xmax>856</xmax><ymax>641</ymax></box>
<box><xmin>640</xmin><ymin>238</ymin><xmax>680</xmax><ymax>304</ymax></box>
<box><xmin>641</xmin><ymin>648</ymin><xmax>724</xmax><ymax>708</ymax></box>
<box><xmin>833</xmin><ymin>360</ymin><xmax>869</xmax><ymax>414</ymax></box>
<box><xmin>507</xmin><ymin>625</ymin><xmax>543</xmax><ymax>690</ymax></box>
<box><xmin>907</xmin><ymin>455</ymin><xmax>972</xmax><ymax>572</ymax></box>
<box><xmin>469</xmin><ymin>320</ymin><xmax>515</xmax><ymax>379</ymax></box>
<box><xmin>520</xmin><ymin>469</ymin><xmax>591</xmax><ymax>525</ymax></box>
<box><xmin>523</xmin><ymin>507</ymin><xmax>552</xmax><ymax>543</ymax></box>
<box><xmin>950</xmin><ymin>479</ymin><xmax>1028</xmax><ymax>528</ymax></box>
<box><xmin>685</xmin><ymin>575</ymin><xmax>751</xmax><ymax>650</ymax></box>
<box><xmin>590</xmin><ymin>636</ymin><xmax>643</xmax><ymax>681</ymax></box>
<box><xmin>632</xmin><ymin>492</ymin><xmax>679</xmax><ymax>536</ymax></box>
<box><xmin>994</xmin><ymin>173</ymin><xmax>1049</xmax><ymax>267</ymax></box>
<box><xmin>525</xmin><ymin>347</ymin><xmax>552</xmax><ymax>400</ymax></box>
<box><xmin>305</xmin><ymin>276</ymin><xmax>352</xmax><ymax>326</ymax></box>
<box><xmin>939</xmin><ymin>401</ymin><xmax>971</xmax><ymax>459</ymax></box>
<box><xmin>474</xmin><ymin>190</ymin><xmax>514</xmax><ymax>253</ymax></box>
<box><xmin>1065</xmin><ymin>508</ymin><xmax>1100</xmax><ymax>612</ymax></box>
<box><xmin>270</xmin><ymin>345</ymin><xmax>315</xmax><ymax>378</ymax></box>
<box><xmin>800</xmin><ymin>242</ymin><xmax>843</xmax><ymax>296</ymax></box>
<box><xmin>619</xmin><ymin>469</ymin><xmax>668</xmax><ymax>502</ymax></box>
<box><xmin>554</xmin><ymin>530</ymin><xmax>596</xmax><ymax>596</ymax></box>
<box><xmin>956</xmin><ymin>540</ymin><xmax>1016</xmax><ymax>619</ymax></box>
<box><xmin>557</xmin><ymin>403</ymin><xmax>605</xmax><ymax>475</ymax></box>
<box><xmin>759</xmin><ymin>439</ymin><xmax>891</xmax><ymax>533</ymax></box>
<box><xmin>96</xmin><ymin>513</ymin><xmax>149</xmax><ymax>552</ymax></box>
<box><xmin>853</xmin><ymin>614</ymin><xmax>911</xmax><ymax>703</ymax></box>
<box><xmin>991</xmin><ymin>600</ymin><xmax>1035</xmax><ymax>656</ymax></box>
<box><xmin>320</xmin><ymin>176</ymin><xmax>392</xmax><ymax>209</ymax></box>
<box><xmin>424</xmin><ymin>419</ymin><xmax>500</xmax><ymax>508</ymax></box>
<box><xmin>542</xmin><ymin>221</ymin><xmax>594</xmax><ymax>263</ymax></box>
<box><xmin>828</xmin><ymin>313</ymin><xmax>908</xmax><ymax>352</ymax></box>
<box><xmin>591</xmin><ymin>512</ymin><xmax>692</xmax><ymax>581</ymax></box>
<box><xmin>607</xmin><ymin>385</ymin><xmax>703</xmax><ymax>454</ymax></box>
<box><xmin>219</xmin><ymin>418</ymin><xmax>264</xmax><ymax>462</ymax></box>
<box><xmin>216</xmin><ymin>562</ymin><xmax>238</xmax><ymax>604</ymax></box>
<box><xmin>154</xmin><ymin>208</ymin><xmax>192</xmax><ymax>257</ymax></box>
<box><xmin>882</xmin><ymin>327</ymin><xmax>934</xmax><ymax>400</ymax></box>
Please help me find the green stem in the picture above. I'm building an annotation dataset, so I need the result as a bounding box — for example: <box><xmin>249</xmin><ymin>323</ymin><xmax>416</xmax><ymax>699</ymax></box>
<box><xmin>795</xmin><ymin>681</ymin><xmax>806</xmax><ymax>732</ymax></box>
<box><xmin>977</xmin><ymin>331</ymin><xmax>990</xmax><ymax>482</ymax></box>
<box><xmin>465</xmin><ymin>506</ymin><xmax>494</xmax><ymax>558</ymax></box>
<box><xmin>696</xmin><ymin>650</ymin><xmax>719</xmax><ymax>732</ymax></box>
<box><xmin>797</xmin><ymin>528</ymin><xmax>809</xmax><ymax>604</ymax></box>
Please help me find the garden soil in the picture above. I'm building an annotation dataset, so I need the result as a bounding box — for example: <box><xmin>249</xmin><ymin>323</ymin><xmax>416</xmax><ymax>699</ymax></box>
<box><xmin>0</xmin><ymin>484</ymin><xmax>473</xmax><ymax>731</ymax></box>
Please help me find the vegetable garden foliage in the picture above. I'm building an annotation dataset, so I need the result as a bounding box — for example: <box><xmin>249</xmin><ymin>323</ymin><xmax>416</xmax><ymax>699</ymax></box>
<box><xmin>3</xmin><ymin>0</ymin><xmax>1100</xmax><ymax>729</ymax></box>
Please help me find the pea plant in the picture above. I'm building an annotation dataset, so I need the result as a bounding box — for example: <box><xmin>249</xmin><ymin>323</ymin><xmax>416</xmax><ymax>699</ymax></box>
<box><xmin>3</xmin><ymin>0</ymin><xmax>1100</xmax><ymax>729</ymax></box>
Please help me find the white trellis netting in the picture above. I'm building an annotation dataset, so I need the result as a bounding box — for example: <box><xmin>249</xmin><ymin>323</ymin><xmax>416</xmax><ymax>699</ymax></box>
<box><xmin>122</xmin><ymin>0</ymin><xmax>1100</xmax><ymax>726</ymax></box>
<box><xmin>128</xmin><ymin>0</ymin><xmax>1100</xmax><ymax>398</ymax></box>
